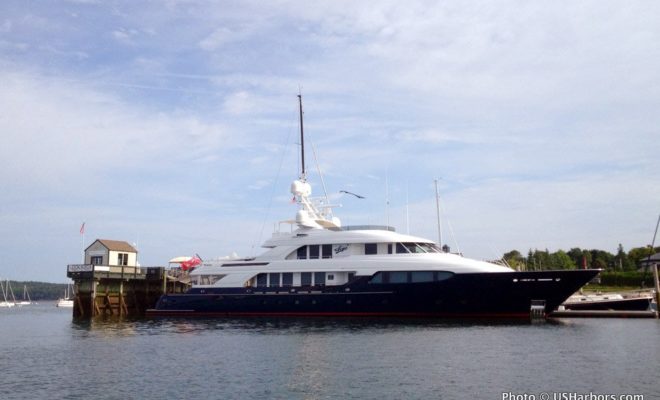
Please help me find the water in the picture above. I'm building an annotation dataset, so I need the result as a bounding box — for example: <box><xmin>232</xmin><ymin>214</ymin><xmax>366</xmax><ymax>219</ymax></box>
<box><xmin>1</xmin><ymin>304</ymin><xmax>658</xmax><ymax>400</ymax></box>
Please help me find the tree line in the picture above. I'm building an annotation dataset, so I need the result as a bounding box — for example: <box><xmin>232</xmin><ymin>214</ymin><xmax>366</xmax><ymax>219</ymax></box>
<box><xmin>2</xmin><ymin>281</ymin><xmax>70</xmax><ymax>301</ymax></box>
<box><xmin>502</xmin><ymin>245</ymin><xmax>660</xmax><ymax>271</ymax></box>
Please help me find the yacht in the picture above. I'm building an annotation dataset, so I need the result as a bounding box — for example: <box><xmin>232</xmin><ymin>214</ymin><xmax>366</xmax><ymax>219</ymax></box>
<box><xmin>147</xmin><ymin>97</ymin><xmax>599</xmax><ymax>319</ymax></box>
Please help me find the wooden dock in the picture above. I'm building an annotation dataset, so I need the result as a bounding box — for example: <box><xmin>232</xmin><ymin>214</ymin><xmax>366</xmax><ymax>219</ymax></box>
<box><xmin>66</xmin><ymin>264</ymin><xmax>190</xmax><ymax>318</ymax></box>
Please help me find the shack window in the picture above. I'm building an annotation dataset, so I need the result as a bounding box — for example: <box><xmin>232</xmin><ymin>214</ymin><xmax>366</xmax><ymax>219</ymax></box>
<box><xmin>118</xmin><ymin>253</ymin><xmax>129</xmax><ymax>266</ymax></box>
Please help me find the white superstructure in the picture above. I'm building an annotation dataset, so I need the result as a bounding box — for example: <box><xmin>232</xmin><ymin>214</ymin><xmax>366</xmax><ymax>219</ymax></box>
<box><xmin>188</xmin><ymin>172</ymin><xmax>511</xmax><ymax>290</ymax></box>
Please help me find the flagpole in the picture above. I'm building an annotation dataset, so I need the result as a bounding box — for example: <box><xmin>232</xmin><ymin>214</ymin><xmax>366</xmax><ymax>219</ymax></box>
<box><xmin>80</xmin><ymin>222</ymin><xmax>85</xmax><ymax>264</ymax></box>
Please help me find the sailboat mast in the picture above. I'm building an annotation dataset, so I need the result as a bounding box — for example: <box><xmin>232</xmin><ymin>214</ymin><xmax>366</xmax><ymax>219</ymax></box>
<box><xmin>298</xmin><ymin>94</ymin><xmax>306</xmax><ymax>180</ymax></box>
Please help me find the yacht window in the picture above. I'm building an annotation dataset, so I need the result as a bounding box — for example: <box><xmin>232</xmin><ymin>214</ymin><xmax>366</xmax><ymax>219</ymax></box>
<box><xmin>348</xmin><ymin>272</ymin><xmax>355</xmax><ymax>282</ymax></box>
<box><xmin>417</xmin><ymin>243</ymin><xmax>440</xmax><ymax>253</ymax></box>
<box><xmin>387</xmin><ymin>244</ymin><xmax>392</xmax><ymax>254</ymax></box>
<box><xmin>200</xmin><ymin>274</ymin><xmax>226</xmax><ymax>285</ymax></box>
<box><xmin>369</xmin><ymin>271</ymin><xmax>454</xmax><ymax>284</ymax></box>
<box><xmin>365</xmin><ymin>243</ymin><xmax>377</xmax><ymax>255</ymax></box>
<box><xmin>411</xmin><ymin>271</ymin><xmax>434</xmax><ymax>283</ymax></box>
<box><xmin>301</xmin><ymin>272</ymin><xmax>312</xmax><ymax>286</ymax></box>
<box><xmin>370</xmin><ymin>273</ymin><xmax>383</xmax><ymax>284</ymax></box>
<box><xmin>282</xmin><ymin>273</ymin><xmax>293</xmax><ymax>287</ymax></box>
<box><xmin>314</xmin><ymin>272</ymin><xmax>325</xmax><ymax>286</ymax></box>
<box><xmin>403</xmin><ymin>242</ymin><xmax>426</xmax><ymax>253</ymax></box>
<box><xmin>309</xmin><ymin>245</ymin><xmax>320</xmax><ymax>259</ymax></box>
<box><xmin>269</xmin><ymin>273</ymin><xmax>280</xmax><ymax>287</ymax></box>
<box><xmin>256</xmin><ymin>273</ymin><xmax>267</xmax><ymax>287</ymax></box>
<box><xmin>390</xmin><ymin>271</ymin><xmax>408</xmax><ymax>283</ymax></box>
<box><xmin>327</xmin><ymin>274</ymin><xmax>334</xmax><ymax>281</ymax></box>
<box><xmin>322</xmin><ymin>244</ymin><xmax>332</xmax><ymax>259</ymax></box>
<box><xmin>396</xmin><ymin>243</ymin><xmax>408</xmax><ymax>253</ymax></box>
<box><xmin>435</xmin><ymin>271</ymin><xmax>454</xmax><ymax>281</ymax></box>
<box><xmin>297</xmin><ymin>246</ymin><xmax>307</xmax><ymax>260</ymax></box>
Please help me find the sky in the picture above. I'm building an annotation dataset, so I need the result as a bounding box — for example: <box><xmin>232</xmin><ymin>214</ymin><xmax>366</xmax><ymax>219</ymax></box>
<box><xmin>1</xmin><ymin>1</ymin><xmax>659</xmax><ymax>282</ymax></box>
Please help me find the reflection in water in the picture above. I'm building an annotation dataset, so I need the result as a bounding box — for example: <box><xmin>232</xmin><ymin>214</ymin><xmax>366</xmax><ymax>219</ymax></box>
<box><xmin>2</xmin><ymin>304</ymin><xmax>658</xmax><ymax>400</ymax></box>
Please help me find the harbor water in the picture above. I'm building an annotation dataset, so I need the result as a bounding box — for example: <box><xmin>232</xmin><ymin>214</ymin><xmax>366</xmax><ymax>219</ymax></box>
<box><xmin>1</xmin><ymin>304</ymin><xmax>658</xmax><ymax>400</ymax></box>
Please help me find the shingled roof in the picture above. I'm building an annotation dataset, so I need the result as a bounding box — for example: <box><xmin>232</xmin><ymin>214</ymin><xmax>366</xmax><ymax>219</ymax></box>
<box><xmin>88</xmin><ymin>239</ymin><xmax>138</xmax><ymax>253</ymax></box>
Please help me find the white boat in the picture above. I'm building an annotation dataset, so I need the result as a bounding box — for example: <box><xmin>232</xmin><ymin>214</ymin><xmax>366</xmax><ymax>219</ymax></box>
<box><xmin>56</xmin><ymin>284</ymin><xmax>74</xmax><ymax>308</ymax></box>
<box><xmin>0</xmin><ymin>279</ymin><xmax>16</xmax><ymax>308</ymax></box>
<box><xmin>17</xmin><ymin>285</ymin><xmax>33</xmax><ymax>306</ymax></box>
<box><xmin>561</xmin><ymin>292</ymin><xmax>653</xmax><ymax>311</ymax></box>
<box><xmin>147</xmin><ymin>96</ymin><xmax>600</xmax><ymax>319</ymax></box>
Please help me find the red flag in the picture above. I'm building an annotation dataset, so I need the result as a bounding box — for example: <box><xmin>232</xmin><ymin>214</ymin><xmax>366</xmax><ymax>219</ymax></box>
<box><xmin>582</xmin><ymin>255</ymin><xmax>587</xmax><ymax>269</ymax></box>
<box><xmin>80</xmin><ymin>222</ymin><xmax>85</xmax><ymax>235</ymax></box>
<box><xmin>181</xmin><ymin>256</ymin><xmax>201</xmax><ymax>271</ymax></box>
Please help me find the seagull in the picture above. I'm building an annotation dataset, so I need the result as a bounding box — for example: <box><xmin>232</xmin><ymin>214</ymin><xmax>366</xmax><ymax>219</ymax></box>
<box><xmin>340</xmin><ymin>190</ymin><xmax>365</xmax><ymax>199</ymax></box>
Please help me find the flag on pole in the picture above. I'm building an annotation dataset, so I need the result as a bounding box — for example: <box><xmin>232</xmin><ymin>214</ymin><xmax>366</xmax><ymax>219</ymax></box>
<box><xmin>80</xmin><ymin>222</ymin><xmax>85</xmax><ymax>235</ymax></box>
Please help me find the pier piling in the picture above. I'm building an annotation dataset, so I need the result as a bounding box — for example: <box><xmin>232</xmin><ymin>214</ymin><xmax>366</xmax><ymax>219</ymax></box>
<box><xmin>67</xmin><ymin>264</ymin><xmax>190</xmax><ymax>318</ymax></box>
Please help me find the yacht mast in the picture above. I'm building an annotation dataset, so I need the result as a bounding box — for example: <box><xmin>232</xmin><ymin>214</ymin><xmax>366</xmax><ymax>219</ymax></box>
<box><xmin>298</xmin><ymin>94</ymin><xmax>306</xmax><ymax>181</ymax></box>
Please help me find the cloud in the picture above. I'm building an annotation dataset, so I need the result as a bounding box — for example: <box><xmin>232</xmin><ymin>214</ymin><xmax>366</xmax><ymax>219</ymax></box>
<box><xmin>199</xmin><ymin>26</ymin><xmax>252</xmax><ymax>50</ymax></box>
<box><xmin>0</xmin><ymin>70</ymin><xmax>232</xmax><ymax>192</ymax></box>
<box><xmin>1</xmin><ymin>1</ymin><xmax>660</xmax><ymax>281</ymax></box>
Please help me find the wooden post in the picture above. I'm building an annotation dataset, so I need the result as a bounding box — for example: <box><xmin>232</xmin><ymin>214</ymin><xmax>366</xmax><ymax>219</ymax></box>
<box><xmin>119</xmin><ymin>280</ymin><xmax>124</xmax><ymax>317</ymax></box>
<box><xmin>90</xmin><ymin>280</ymin><xmax>97</xmax><ymax>317</ymax></box>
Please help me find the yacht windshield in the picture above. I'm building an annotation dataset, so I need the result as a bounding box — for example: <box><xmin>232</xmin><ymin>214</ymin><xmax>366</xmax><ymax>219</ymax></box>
<box><xmin>417</xmin><ymin>243</ymin><xmax>441</xmax><ymax>253</ymax></box>
<box><xmin>401</xmin><ymin>242</ymin><xmax>427</xmax><ymax>253</ymax></box>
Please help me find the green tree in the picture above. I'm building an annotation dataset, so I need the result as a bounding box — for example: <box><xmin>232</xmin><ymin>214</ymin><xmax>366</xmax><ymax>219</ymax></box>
<box><xmin>550</xmin><ymin>250</ymin><xmax>576</xmax><ymax>270</ymax></box>
<box><xmin>628</xmin><ymin>246</ymin><xmax>660</xmax><ymax>269</ymax></box>
<box><xmin>503</xmin><ymin>250</ymin><xmax>525</xmax><ymax>270</ymax></box>
<box><xmin>614</xmin><ymin>243</ymin><xmax>633</xmax><ymax>271</ymax></box>
<box><xmin>589</xmin><ymin>249</ymin><xmax>614</xmax><ymax>270</ymax></box>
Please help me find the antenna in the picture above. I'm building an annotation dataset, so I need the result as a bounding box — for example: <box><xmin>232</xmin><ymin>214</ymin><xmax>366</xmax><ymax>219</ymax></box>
<box><xmin>297</xmin><ymin>93</ymin><xmax>306</xmax><ymax>180</ymax></box>
<box><xmin>405</xmin><ymin>182</ymin><xmax>410</xmax><ymax>235</ymax></box>
<box><xmin>385</xmin><ymin>173</ymin><xmax>390</xmax><ymax>227</ymax></box>
<box><xmin>434</xmin><ymin>179</ymin><xmax>443</xmax><ymax>249</ymax></box>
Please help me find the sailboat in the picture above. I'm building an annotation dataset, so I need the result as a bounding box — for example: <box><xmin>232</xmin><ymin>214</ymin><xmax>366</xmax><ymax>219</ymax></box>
<box><xmin>17</xmin><ymin>285</ymin><xmax>33</xmax><ymax>306</ymax></box>
<box><xmin>0</xmin><ymin>279</ymin><xmax>16</xmax><ymax>308</ymax></box>
<box><xmin>56</xmin><ymin>283</ymin><xmax>74</xmax><ymax>308</ymax></box>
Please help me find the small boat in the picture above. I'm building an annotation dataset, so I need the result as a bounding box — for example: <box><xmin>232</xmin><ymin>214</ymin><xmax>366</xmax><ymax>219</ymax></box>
<box><xmin>561</xmin><ymin>292</ymin><xmax>653</xmax><ymax>311</ymax></box>
<box><xmin>17</xmin><ymin>285</ymin><xmax>33</xmax><ymax>306</ymax></box>
<box><xmin>0</xmin><ymin>279</ymin><xmax>16</xmax><ymax>308</ymax></box>
<box><xmin>56</xmin><ymin>284</ymin><xmax>74</xmax><ymax>308</ymax></box>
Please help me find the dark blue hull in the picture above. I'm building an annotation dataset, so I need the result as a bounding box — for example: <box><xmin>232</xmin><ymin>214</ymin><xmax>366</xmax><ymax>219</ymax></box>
<box><xmin>147</xmin><ymin>269</ymin><xmax>600</xmax><ymax>318</ymax></box>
